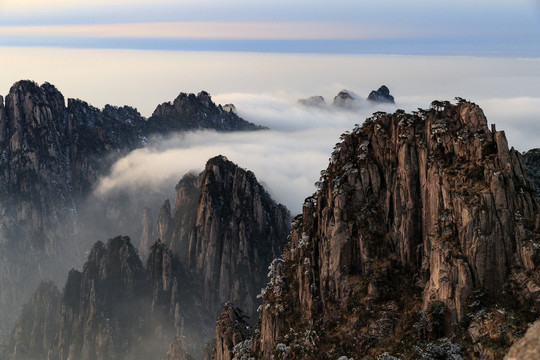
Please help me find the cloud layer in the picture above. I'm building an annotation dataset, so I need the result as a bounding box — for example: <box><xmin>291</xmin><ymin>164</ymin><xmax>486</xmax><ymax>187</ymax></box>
<box><xmin>94</xmin><ymin>99</ymin><xmax>386</xmax><ymax>214</ymax></box>
<box><xmin>94</xmin><ymin>91</ymin><xmax>540</xmax><ymax>217</ymax></box>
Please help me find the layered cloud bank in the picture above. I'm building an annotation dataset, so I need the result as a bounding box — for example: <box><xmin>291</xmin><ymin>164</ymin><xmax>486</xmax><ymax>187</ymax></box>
<box><xmin>95</xmin><ymin>92</ymin><xmax>540</xmax><ymax>216</ymax></box>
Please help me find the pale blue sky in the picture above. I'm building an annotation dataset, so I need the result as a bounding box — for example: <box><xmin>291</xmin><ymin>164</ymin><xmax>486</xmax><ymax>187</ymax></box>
<box><xmin>0</xmin><ymin>0</ymin><xmax>539</xmax><ymax>56</ymax></box>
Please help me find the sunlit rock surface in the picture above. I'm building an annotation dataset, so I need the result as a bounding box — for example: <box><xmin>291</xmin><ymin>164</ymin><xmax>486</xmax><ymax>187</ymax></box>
<box><xmin>233</xmin><ymin>100</ymin><xmax>540</xmax><ymax>359</ymax></box>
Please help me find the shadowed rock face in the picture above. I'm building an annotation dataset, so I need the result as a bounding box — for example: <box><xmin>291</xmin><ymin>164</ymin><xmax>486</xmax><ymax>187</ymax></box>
<box><xmin>146</xmin><ymin>156</ymin><xmax>291</xmax><ymax>323</ymax></box>
<box><xmin>298</xmin><ymin>96</ymin><xmax>326</xmax><ymax>108</ymax></box>
<box><xmin>523</xmin><ymin>148</ymin><xmax>540</xmax><ymax>199</ymax></box>
<box><xmin>7</xmin><ymin>237</ymin><xmax>192</xmax><ymax>360</ymax></box>
<box><xmin>8</xmin><ymin>153</ymin><xmax>289</xmax><ymax>359</ymax></box>
<box><xmin>0</xmin><ymin>81</ymin><xmax>147</xmax><ymax>342</ymax></box>
<box><xmin>215</xmin><ymin>303</ymin><xmax>252</xmax><ymax>360</ymax></box>
<box><xmin>504</xmin><ymin>320</ymin><xmax>540</xmax><ymax>360</ymax></box>
<box><xmin>8</xmin><ymin>281</ymin><xmax>61</xmax><ymax>360</ymax></box>
<box><xmin>244</xmin><ymin>100</ymin><xmax>539</xmax><ymax>359</ymax></box>
<box><xmin>0</xmin><ymin>80</ymin><xmax>265</xmax><ymax>344</ymax></box>
<box><xmin>148</xmin><ymin>91</ymin><xmax>267</xmax><ymax>133</ymax></box>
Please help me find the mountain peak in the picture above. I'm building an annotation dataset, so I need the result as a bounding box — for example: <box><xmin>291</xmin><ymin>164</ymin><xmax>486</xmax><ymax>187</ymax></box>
<box><xmin>367</xmin><ymin>85</ymin><xmax>395</xmax><ymax>103</ymax></box>
<box><xmin>149</xmin><ymin>91</ymin><xmax>266</xmax><ymax>132</ymax></box>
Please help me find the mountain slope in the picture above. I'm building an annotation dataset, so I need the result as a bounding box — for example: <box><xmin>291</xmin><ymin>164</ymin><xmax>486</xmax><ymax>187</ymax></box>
<box><xmin>0</xmin><ymin>80</ymin><xmax>265</xmax><ymax>344</ymax></box>
<box><xmin>238</xmin><ymin>100</ymin><xmax>540</xmax><ymax>359</ymax></box>
<box><xmin>143</xmin><ymin>155</ymin><xmax>291</xmax><ymax>322</ymax></box>
<box><xmin>7</xmin><ymin>156</ymin><xmax>289</xmax><ymax>359</ymax></box>
<box><xmin>8</xmin><ymin>237</ymin><xmax>188</xmax><ymax>360</ymax></box>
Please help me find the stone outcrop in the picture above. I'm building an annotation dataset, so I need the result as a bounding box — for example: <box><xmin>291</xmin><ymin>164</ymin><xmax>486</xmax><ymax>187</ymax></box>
<box><xmin>504</xmin><ymin>320</ymin><xmax>540</xmax><ymax>360</ymax></box>
<box><xmin>367</xmin><ymin>85</ymin><xmax>395</xmax><ymax>103</ymax></box>
<box><xmin>248</xmin><ymin>100</ymin><xmax>539</xmax><ymax>359</ymax></box>
<box><xmin>215</xmin><ymin>303</ymin><xmax>252</xmax><ymax>360</ymax></box>
<box><xmin>300</xmin><ymin>86</ymin><xmax>395</xmax><ymax>110</ymax></box>
<box><xmin>151</xmin><ymin>156</ymin><xmax>291</xmax><ymax>322</ymax></box>
<box><xmin>8</xmin><ymin>153</ymin><xmax>288</xmax><ymax>359</ymax></box>
<box><xmin>166</xmin><ymin>336</ymin><xmax>189</xmax><ymax>360</ymax></box>
<box><xmin>523</xmin><ymin>148</ymin><xmax>540</xmax><ymax>199</ymax></box>
<box><xmin>0</xmin><ymin>80</ymin><xmax>266</xmax><ymax>344</ymax></box>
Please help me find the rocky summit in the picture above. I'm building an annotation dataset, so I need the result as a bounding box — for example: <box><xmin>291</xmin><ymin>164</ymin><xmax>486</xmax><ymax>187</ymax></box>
<box><xmin>141</xmin><ymin>155</ymin><xmax>291</xmax><ymax>322</ymax></box>
<box><xmin>367</xmin><ymin>85</ymin><xmax>395</xmax><ymax>103</ymax></box>
<box><xmin>148</xmin><ymin>91</ymin><xmax>266</xmax><ymax>133</ymax></box>
<box><xmin>211</xmin><ymin>99</ymin><xmax>540</xmax><ymax>359</ymax></box>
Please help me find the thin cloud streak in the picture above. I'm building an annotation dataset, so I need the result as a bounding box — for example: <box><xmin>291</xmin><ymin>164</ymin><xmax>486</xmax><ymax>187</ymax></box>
<box><xmin>0</xmin><ymin>22</ymin><xmax>415</xmax><ymax>40</ymax></box>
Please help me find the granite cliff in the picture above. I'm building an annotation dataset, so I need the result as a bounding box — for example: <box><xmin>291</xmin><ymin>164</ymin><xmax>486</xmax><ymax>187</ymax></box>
<box><xmin>213</xmin><ymin>100</ymin><xmax>540</xmax><ymax>359</ymax></box>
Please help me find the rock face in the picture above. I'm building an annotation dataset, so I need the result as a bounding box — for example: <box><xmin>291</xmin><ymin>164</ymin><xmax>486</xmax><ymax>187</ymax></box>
<box><xmin>301</xmin><ymin>87</ymin><xmax>395</xmax><ymax>110</ymax></box>
<box><xmin>523</xmin><ymin>148</ymin><xmax>540</xmax><ymax>199</ymax></box>
<box><xmin>504</xmin><ymin>320</ymin><xmax>540</xmax><ymax>360</ymax></box>
<box><xmin>367</xmin><ymin>85</ymin><xmax>395</xmax><ymax>103</ymax></box>
<box><xmin>139</xmin><ymin>207</ymin><xmax>155</xmax><ymax>262</ymax></box>
<box><xmin>8</xmin><ymin>154</ymin><xmax>289</xmax><ymax>359</ymax></box>
<box><xmin>8</xmin><ymin>281</ymin><xmax>60</xmax><ymax>359</ymax></box>
<box><xmin>0</xmin><ymin>80</ymin><xmax>265</xmax><ymax>344</ymax></box>
<box><xmin>215</xmin><ymin>303</ymin><xmax>252</xmax><ymax>360</ymax></box>
<box><xmin>246</xmin><ymin>100</ymin><xmax>539</xmax><ymax>359</ymax></box>
<box><xmin>148</xmin><ymin>91</ymin><xmax>266</xmax><ymax>133</ymax></box>
<box><xmin>166</xmin><ymin>337</ymin><xmax>189</xmax><ymax>360</ymax></box>
<box><xmin>147</xmin><ymin>156</ymin><xmax>291</xmax><ymax>322</ymax></box>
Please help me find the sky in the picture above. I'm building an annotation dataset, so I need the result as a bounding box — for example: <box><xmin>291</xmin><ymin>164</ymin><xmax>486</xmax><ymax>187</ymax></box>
<box><xmin>0</xmin><ymin>0</ymin><xmax>539</xmax><ymax>56</ymax></box>
<box><xmin>1</xmin><ymin>0</ymin><xmax>540</xmax><ymax>215</ymax></box>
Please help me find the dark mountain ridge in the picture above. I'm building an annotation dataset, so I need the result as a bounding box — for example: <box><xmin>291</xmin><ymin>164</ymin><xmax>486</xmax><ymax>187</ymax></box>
<box><xmin>0</xmin><ymin>80</ymin><xmax>265</xmax><ymax>344</ymax></box>
<box><xmin>6</xmin><ymin>156</ymin><xmax>290</xmax><ymax>359</ymax></box>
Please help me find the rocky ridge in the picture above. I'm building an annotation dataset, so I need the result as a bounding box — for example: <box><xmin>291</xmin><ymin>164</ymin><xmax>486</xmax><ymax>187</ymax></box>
<box><xmin>148</xmin><ymin>91</ymin><xmax>266</xmax><ymax>133</ymax></box>
<box><xmin>298</xmin><ymin>86</ymin><xmax>395</xmax><ymax>109</ymax></box>
<box><xmin>227</xmin><ymin>100</ymin><xmax>540</xmax><ymax>359</ymax></box>
<box><xmin>214</xmin><ymin>303</ymin><xmax>252</xmax><ymax>360</ymax></box>
<box><xmin>7</xmin><ymin>237</ymin><xmax>193</xmax><ymax>360</ymax></box>
<box><xmin>0</xmin><ymin>80</ymin><xmax>265</xmax><ymax>344</ymax></box>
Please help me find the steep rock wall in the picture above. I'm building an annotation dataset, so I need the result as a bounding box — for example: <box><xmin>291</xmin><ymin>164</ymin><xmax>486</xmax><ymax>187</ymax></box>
<box><xmin>253</xmin><ymin>100</ymin><xmax>540</xmax><ymax>359</ymax></box>
<box><xmin>145</xmin><ymin>156</ymin><xmax>291</xmax><ymax>322</ymax></box>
